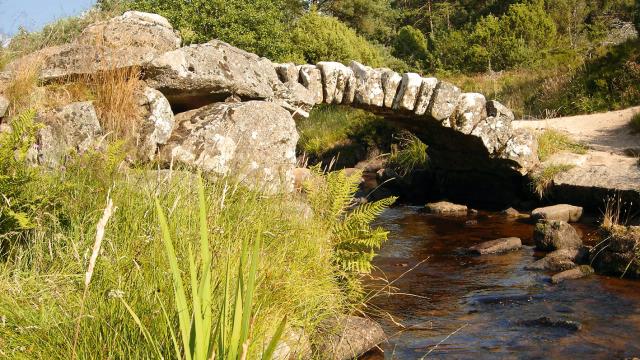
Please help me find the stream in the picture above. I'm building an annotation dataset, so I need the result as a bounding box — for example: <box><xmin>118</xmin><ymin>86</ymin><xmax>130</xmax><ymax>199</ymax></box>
<box><xmin>363</xmin><ymin>206</ymin><xmax>640</xmax><ymax>359</ymax></box>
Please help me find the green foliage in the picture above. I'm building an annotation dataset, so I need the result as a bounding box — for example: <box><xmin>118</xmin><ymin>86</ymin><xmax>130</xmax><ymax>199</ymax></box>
<box><xmin>306</xmin><ymin>167</ymin><xmax>396</xmax><ymax>277</ymax></box>
<box><xmin>394</xmin><ymin>26</ymin><xmax>430</xmax><ymax>69</ymax></box>
<box><xmin>537</xmin><ymin>129</ymin><xmax>588</xmax><ymax>161</ymax></box>
<box><xmin>0</xmin><ymin>110</ymin><xmax>46</xmax><ymax>242</ymax></box>
<box><xmin>321</xmin><ymin>0</ymin><xmax>397</xmax><ymax>42</ymax></box>
<box><xmin>138</xmin><ymin>175</ymin><xmax>285</xmax><ymax>360</ymax></box>
<box><xmin>534</xmin><ymin>39</ymin><xmax>640</xmax><ymax>115</ymax></box>
<box><xmin>291</xmin><ymin>11</ymin><xmax>406</xmax><ymax>70</ymax></box>
<box><xmin>124</xmin><ymin>0</ymin><xmax>302</xmax><ymax>61</ymax></box>
<box><xmin>0</xmin><ymin>154</ymin><xmax>350</xmax><ymax>357</ymax></box>
<box><xmin>388</xmin><ymin>131</ymin><xmax>429</xmax><ymax>176</ymax></box>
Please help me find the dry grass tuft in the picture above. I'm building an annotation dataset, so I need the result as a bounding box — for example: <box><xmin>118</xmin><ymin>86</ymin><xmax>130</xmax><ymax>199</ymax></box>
<box><xmin>531</xmin><ymin>164</ymin><xmax>574</xmax><ymax>198</ymax></box>
<box><xmin>88</xmin><ymin>67</ymin><xmax>145</xmax><ymax>141</ymax></box>
<box><xmin>2</xmin><ymin>59</ymin><xmax>43</xmax><ymax>117</ymax></box>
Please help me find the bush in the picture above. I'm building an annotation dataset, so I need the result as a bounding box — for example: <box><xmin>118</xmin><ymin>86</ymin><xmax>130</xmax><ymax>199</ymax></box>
<box><xmin>0</xmin><ymin>111</ymin><xmax>50</xmax><ymax>248</ymax></box>
<box><xmin>535</xmin><ymin>39</ymin><xmax>640</xmax><ymax>115</ymax></box>
<box><xmin>387</xmin><ymin>131</ymin><xmax>428</xmax><ymax>176</ymax></box>
<box><xmin>291</xmin><ymin>11</ymin><xmax>405</xmax><ymax>70</ymax></box>
<box><xmin>394</xmin><ymin>25</ymin><xmax>429</xmax><ymax>69</ymax></box>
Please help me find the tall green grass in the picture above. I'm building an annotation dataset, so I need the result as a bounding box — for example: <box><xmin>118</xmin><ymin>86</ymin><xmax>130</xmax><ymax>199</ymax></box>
<box><xmin>0</xmin><ymin>151</ymin><xmax>347</xmax><ymax>358</ymax></box>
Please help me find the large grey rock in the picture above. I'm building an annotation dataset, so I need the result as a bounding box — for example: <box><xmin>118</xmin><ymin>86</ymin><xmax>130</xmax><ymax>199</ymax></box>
<box><xmin>137</xmin><ymin>87</ymin><xmax>175</xmax><ymax>161</ymax></box>
<box><xmin>551</xmin><ymin>265</ymin><xmax>594</xmax><ymax>284</ymax></box>
<box><xmin>158</xmin><ymin>101</ymin><xmax>298</xmax><ymax>192</ymax></box>
<box><xmin>78</xmin><ymin>11</ymin><xmax>181</xmax><ymax>52</ymax></box>
<box><xmin>469</xmin><ymin>237</ymin><xmax>522</xmax><ymax>255</ymax></box>
<box><xmin>145</xmin><ymin>40</ymin><xmax>279</xmax><ymax>110</ymax></box>
<box><xmin>525</xmin><ymin>248</ymin><xmax>588</xmax><ymax>272</ymax></box>
<box><xmin>504</xmin><ymin>128</ymin><xmax>539</xmax><ymax>172</ymax></box>
<box><xmin>533</xmin><ymin>220</ymin><xmax>583</xmax><ymax>251</ymax></box>
<box><xmin>381</xmin><ymin>70</ymin><xmax>402</xmax><ymax>108</ymax></box>
<box><xmin>273</xmin><ymin>81</ymin><xmax>318</xmax><ymax>119</ymax></box>
<box><xmin>317</xmin><ymin>62</ymin><xmax>353</xmax><ymax>104</ymax></box>
<box><xmin>6</xmin><ymin>11</ymin><xmax>181</xmax><ymax>83</ymax></box>
<box><xmin>299</xmin><ymin>65</ymin><xmax>324</xmax><ymax>104</ymax></box>
<box><xmin>274</xmin><ymin>63</ymin><xmax>299</xmax><ymax>83</ymax></box>
<box><xmin>454</xmin><ymin>93</ymin><xmax>487</xmax><ymax>134</ymax></box>
<box><xmin>392</xmin><ymin>73</ymin><xmax>422</xmax><ymax>111</ymax></box>
<box><xmin>414</xmin><ymin>77</ymin><xmax>438</xmax><ymax>116</ymax></box>
<box><xmin>349</xmin><ymin>61</ymin><xmax>384</xmax><ymax>107</ymax></box>
<box><xmin>470</xmin><ymin>100</ymin><xmax>513</xmax><ymax>154</ymax></box>
<box><xmin>591</xmin><ymin>226</ymin><xmax>640</xmax><ymax>277</ymax></box>
<box><xmin>313</xmin><ymin>316</ymin><xmax>385</xmax><ymax>360</ymax></box>
<box><xmin>532</xmin><ymin>204</ymin><xmax>583</xmax><ymax>223</ymax></box>
<box><xmin>0</xmin><ymin>95</ymin><xmax>8</xmax><ymax>118</ymax></box>
<box><xmin>36</xmin><ymin>101</ymin><xmax>103</xmax><ymax>167</ymax></box>
<box><xmin>428</xmin><ymin>81</ymin><xmax>461</xmax><ymax>121</ymax></box>
<box><xmin>425</xmin><ymin>201</ymin><xmax>468</xmax><ymax>215</ymax></box>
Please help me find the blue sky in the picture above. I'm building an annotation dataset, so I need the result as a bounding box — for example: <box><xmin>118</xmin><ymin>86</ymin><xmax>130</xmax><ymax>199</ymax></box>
<box><xmin>0</xmin><ymin>0</ymin><xmax>96</xmax><ymax>36</ymax></box>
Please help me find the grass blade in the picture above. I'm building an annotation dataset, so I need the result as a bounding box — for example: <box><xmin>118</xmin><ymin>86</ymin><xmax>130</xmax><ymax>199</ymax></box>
<box><xmin>156</xmin><ymin>198</ymin><xmax>192</xmax><ymax>360</ymax></box>
<box><xmin>262</xmin><ymin>316</ymin><xmax>287</xmax><ymax>360</ymax></box>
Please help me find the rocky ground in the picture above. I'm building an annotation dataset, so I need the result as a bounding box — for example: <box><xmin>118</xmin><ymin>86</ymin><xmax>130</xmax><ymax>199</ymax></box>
<box><xmin>514</xmin><ymin>107</ymin><xmax>640</xmax><ymax>211</ymax></box>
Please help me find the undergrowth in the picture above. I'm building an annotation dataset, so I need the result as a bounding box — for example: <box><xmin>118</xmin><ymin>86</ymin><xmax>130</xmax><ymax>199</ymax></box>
<box><xmin>537</xmin><ymin>129</ymin><xmax>588</xmax><ymax>162</ymax></box>
<box><xmin>387</xmin><ymin>131</ymin><xmax>428</xmax><ymax>176</ymax></box>
<box><xmin>0</xmin><ymin>111</ymin><xmax>394</xmax><ymax>358</ymax></box>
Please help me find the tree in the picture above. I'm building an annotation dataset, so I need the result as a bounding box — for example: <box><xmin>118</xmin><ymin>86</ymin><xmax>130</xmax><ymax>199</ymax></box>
<box><xmin>291</xmin><ymin>11</ymin><xmax>406</xmax><ymax>69</ymax></box>
<box><xmin>313</xmin><ymin>0</ymin><xmax>396</xmax><ymax>42</ymax></box>
<box><xmin>393</xmin><ymin>25</ymin><xmax>429</xmax><ymax>68</ymax></box>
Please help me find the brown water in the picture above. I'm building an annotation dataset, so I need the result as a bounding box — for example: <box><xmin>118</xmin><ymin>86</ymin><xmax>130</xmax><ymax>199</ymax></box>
<box><xmin>363</xmin><ymin>207</ymin><xmax>640</xmax><ymax>359</ymax></box>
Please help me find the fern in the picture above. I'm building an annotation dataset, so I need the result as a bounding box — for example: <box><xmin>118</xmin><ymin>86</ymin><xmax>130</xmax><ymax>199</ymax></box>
<box><xmin>0</xmin><ymin>110</ymin><xmax>42</xmax><ymax>237</ymax></box>
<box><xmin>305</xmin><ymin>166</ymin><xmax>397</xmax><ymax>277</ymax></box>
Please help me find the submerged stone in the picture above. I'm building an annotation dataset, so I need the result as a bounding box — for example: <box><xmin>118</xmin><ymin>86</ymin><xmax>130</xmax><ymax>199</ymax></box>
<box><xmin>469</xmin><ymin>237</ymin><xmax>522</xmax><ymax>255</ymax></box>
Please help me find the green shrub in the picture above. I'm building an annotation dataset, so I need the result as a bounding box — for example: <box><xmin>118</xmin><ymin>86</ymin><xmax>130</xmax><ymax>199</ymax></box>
<box><xmin>305</xmin><ymin>166</ymin><xmax>396</xmax><ymax>300</ymax></box>
<box><xmin>0</xmin><ymin>110</ymin><xmax>50</xmax><ymax>246</ymax></box>
<box><xmin>291</xmin><ymin>11</ymin><xmax>405</xmax><ymax>70</ymax></box>
<box><xmin>394</xmin><ymin>25</ymin><xmax>429</xmax><ymax>69</ymax></box>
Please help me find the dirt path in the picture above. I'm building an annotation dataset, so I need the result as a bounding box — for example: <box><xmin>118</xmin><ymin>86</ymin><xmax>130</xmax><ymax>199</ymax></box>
<box><xmin>513</xmin><ymin>107</ymin><xmax>640</xmax><ymax>203</ymax></box>
<box><xmin>513</xmin><ymin>106</ymin><xmax>640</xmax><ymax>155</ymax></box>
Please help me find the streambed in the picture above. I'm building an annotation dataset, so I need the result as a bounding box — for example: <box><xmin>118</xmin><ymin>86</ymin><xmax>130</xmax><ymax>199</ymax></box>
<box><xmin>363</xmin><ymin>207</ymin><xmax>640</xmax><ymax>359</ymax></box>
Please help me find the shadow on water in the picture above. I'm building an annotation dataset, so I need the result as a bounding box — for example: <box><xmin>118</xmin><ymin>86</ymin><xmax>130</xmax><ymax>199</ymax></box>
<box><xmin>362</xmin><ymin>207</ymin><xmax>640</xmax><ymax>359</ymax></box>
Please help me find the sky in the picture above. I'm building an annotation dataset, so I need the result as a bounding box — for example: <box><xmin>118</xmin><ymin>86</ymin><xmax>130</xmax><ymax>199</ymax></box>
<box><xmin>0</xmin><ymin>0</ymin><xmax>96</xmax><ymax>37</ymax></box>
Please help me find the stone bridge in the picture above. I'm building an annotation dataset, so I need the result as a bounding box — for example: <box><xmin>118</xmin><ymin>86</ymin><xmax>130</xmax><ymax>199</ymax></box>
<box><xmin>0</xmin><ymin>11</ymin><xmax>539</xmax><ymax>207</ymax></box>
